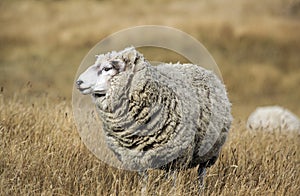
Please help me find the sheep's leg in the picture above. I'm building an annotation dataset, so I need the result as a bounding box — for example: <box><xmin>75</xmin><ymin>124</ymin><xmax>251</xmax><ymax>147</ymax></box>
<box><xmin>138</xmin><ymin>170</ymin><xmax>148</xmax><ymax>195</ymax></box>
<box><xmin>197</xmin><ymin>166</ymin><xmax>206</xmax><ymax>188</ymax></box>
<box><xmin>167</xmin><ymin>170</ymin><xmax>177</xmax><ymax>194</ymax></box>
<box><xmin>168</xmin><ymin>170</ymin><xmax>177</xmax><ymax>187</ymax></box>
<box><xmin>160</xmin><ymin>169</ymin><xmax>178</xmax><ymax>194</ymax></box>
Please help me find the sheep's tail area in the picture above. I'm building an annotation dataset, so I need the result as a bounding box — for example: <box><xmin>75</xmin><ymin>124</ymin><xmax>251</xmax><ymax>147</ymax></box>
<box><xmin>157</xmin><ymin>63</ymin><xmax>232</xmax><ymax>168</ymax></box>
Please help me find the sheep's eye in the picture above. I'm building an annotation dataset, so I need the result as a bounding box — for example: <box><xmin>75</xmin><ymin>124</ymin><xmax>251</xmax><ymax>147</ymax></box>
<box><xmin>103</xmin><ymin>67</ymin><xmax>112</xmax><ymax>72</ymax></box>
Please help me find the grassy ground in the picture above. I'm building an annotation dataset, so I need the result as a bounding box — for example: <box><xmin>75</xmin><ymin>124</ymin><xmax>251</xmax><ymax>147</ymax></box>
<box><xmin>1</xmin><ymin>95</ymin><xmax>299</xmax><ymax>195</ymax></box>
<box><xmin>1</xmin><ymin>0</ymin><xmax>299</xmax><ymax>195</ymax></box>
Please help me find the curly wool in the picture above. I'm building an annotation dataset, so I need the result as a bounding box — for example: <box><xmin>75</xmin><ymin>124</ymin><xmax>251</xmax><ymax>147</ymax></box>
<box><xmin>95</xmin><ymin>53</ymin><xmax>232</xmax><ymax>171</ymax></box>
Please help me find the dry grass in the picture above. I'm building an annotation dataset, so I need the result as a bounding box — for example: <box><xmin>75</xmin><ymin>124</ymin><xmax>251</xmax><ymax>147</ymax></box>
<box><xmin>1</xmin><ymin>0</ymin><xmax>300</xmax><ymax>195</ymax></box>
<box><xmin>0</xmin><ymin>94</ymin><xmax>299</xmax><ymax>195</ymax></box>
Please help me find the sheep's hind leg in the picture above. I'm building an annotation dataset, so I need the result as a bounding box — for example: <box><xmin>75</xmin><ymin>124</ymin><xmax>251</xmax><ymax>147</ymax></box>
<box><xmin>197</xmin><ymin>166</ymin><xmax>206</xmax><ymax>191</ymax></box>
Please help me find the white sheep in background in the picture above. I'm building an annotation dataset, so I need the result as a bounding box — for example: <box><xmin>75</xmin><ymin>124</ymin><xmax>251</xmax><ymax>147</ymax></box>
<box><xmin>247</xmin><ymin>106</ymin><xmax>300</xmax><ymax>132</ymax></box>
<box><xmin>76</xmin><ymin>47</ymin><xmax>232</xmax><ymax>187</ymax></box>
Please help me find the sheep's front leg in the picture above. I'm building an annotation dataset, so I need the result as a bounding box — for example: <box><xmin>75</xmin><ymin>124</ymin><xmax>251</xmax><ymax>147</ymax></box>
<box><xmin>138</xmin><ymin>170</ymin><xmax>148</xmax><ymax>195</ymax></box>
<box><xmin>165</xmin><ymin>170</ymin><xmax>177</xmax><ymax>194</ymax></box>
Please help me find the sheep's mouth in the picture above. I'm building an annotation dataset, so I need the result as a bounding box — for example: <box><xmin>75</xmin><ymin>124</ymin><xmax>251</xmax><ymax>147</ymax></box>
<box><xmin>77</xmin><ymin>87</ymin><xmax>93</xmax><ymax>95</ymax></box>
<box><xmin>92</xmin><ymin>92</ymin><xmax>106</xmax><ymax>98</ymax></box>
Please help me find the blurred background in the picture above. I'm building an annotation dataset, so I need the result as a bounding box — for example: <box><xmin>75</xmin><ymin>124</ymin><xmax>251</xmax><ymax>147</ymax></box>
<box><xmin>1</xmin><ymin>0</ymin><xmax>299</xmax><ymax>120</ymax></box>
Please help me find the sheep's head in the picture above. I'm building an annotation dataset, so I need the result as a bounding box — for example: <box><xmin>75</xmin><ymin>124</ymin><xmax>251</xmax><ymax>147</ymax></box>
<box><xmin>76</xmin><ymin>47</ymin><xmax>142</xmax><ymax>98</ymax></box>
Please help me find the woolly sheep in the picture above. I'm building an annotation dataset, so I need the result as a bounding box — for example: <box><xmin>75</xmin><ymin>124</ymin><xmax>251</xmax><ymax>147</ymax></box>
<box><xmin>247</xmin><ymin>106</ymin><xmax>300</xmax><ymax>132</ymax></box>
<box><xmin>76</xmin><ymin>47</ymin><xmax>232</xmax><ymax>186</ymax></box>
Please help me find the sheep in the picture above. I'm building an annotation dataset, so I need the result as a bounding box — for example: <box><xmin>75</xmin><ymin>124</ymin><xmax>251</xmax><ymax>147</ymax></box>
<box><xmin>76</xmin><ymin>46</ymin><xmax>232</xmax><ymax>187</ymax></box>
<box><xmin>247</xmin><ymin>106</ymin><xmax>300</xmax><ymax>132</ymax></box>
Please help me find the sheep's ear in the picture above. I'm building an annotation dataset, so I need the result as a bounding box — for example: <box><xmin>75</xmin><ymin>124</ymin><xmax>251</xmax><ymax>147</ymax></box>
<box><xmin>122</xmin><ymin>47</ymin><xmax>138</xmax><ymax>63</ymax></box>
<box><xmin>128</xmin><ymin>50</ymin><xmax>137</xmax><ymax>63</ymax></box>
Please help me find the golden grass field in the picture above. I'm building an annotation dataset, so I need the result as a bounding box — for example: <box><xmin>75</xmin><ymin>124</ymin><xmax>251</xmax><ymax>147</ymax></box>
<box><xmin>0</xmin><ymin>0</ymin><xmax>299</xmax><ymax>195</ymax></box>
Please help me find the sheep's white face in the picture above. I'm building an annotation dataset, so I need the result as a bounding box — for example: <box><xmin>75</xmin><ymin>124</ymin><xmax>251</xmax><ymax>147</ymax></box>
<box><xmin>76</xmin><ymin>47</ymin><xmax>138</xmax><ymax>98</ymax></box>
<box><xmin>76</xmin><ymin>55</ymin><xmax>126</xmax><ymax>97</ymax></box>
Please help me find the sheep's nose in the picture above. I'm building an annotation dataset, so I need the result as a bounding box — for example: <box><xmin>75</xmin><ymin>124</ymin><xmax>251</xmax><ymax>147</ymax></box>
<box><xmin>76</xmin><ymin>80</ymin><xmax>83</xmax><ymax>86</ymax></box>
